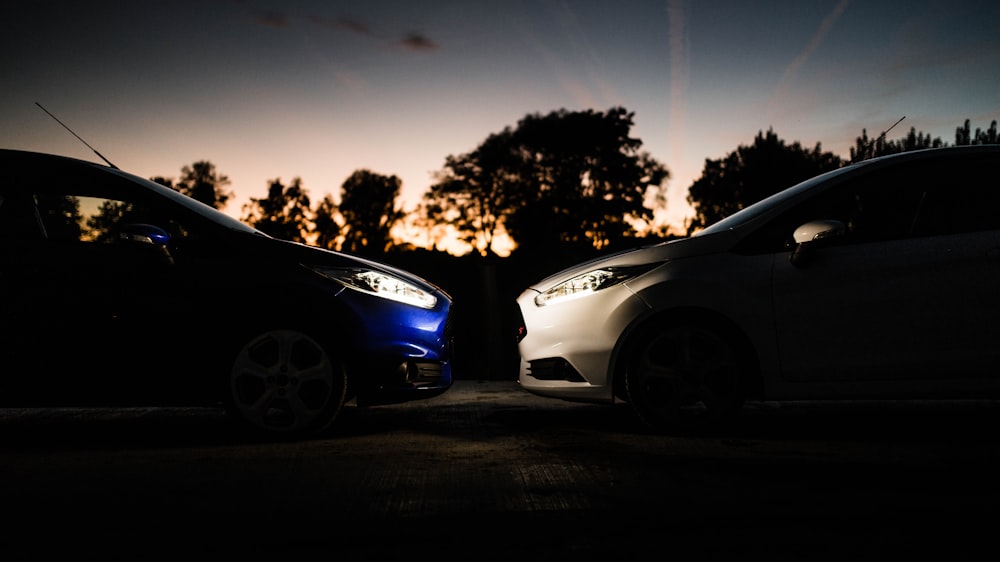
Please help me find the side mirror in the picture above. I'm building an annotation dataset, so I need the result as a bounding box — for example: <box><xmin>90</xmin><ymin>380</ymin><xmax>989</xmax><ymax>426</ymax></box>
<box><xmin>120</xmin><ymin>223</ymin><xmax>171</xmax><ymax>246</ymax></box>
<box><xmin>119</xmin><ymin>223</ymin><xmax>174</xmax><ymax>264</ymax></box>
<box><xmin>790</xmin><ymin>219</ymin><xmax>845</xmax><ymax>267</ymax></box>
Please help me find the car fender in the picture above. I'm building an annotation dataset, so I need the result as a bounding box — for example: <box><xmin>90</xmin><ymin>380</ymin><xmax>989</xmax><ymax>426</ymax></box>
<box><xmin>612</xmin><ymin>251</ymin><xmax>779</xmax><ymax>398</ymax></box>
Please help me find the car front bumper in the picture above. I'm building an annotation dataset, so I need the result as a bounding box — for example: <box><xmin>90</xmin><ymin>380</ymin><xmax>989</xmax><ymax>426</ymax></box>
<box><xmin>515</xmin><ymin>283</ymin><xmax>650</xmax><ymax>403</ymax></box>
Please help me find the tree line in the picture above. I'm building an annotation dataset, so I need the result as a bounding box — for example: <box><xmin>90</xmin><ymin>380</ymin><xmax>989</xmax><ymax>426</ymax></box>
<box><xmin>151</xmin><ymin>111</ymin><xmax>998</xmax><ymax>259</ymax></box>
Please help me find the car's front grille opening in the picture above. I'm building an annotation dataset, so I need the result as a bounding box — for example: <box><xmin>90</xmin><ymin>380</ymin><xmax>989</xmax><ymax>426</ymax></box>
<box><xmin>527</xmin><ymin>358</ymin><xmax>585</xmax><ymax>382</ymax></box>
<box><xmin>398</xmin><ymin>360</ymin><xmax>446</xmax><ymax>387</ymax></box>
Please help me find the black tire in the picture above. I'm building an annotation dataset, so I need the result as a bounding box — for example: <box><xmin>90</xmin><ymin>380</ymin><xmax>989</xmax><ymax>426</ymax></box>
<box><xmin>625</xmin><ymin>320</ymin><xmax>747</xmax><ymax>433</ymax></box>
<box><xmin>225</xmin><ymin>329</ymin><xmax>347</xmax><ymax>439</ymax></box>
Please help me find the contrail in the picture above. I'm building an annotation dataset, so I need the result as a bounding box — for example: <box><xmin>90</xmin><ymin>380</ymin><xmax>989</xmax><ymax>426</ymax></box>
<box><xmin>774</xmin><ymin>0</ymin><xmax>851</xmax><ymax>103</ymax></box>
<box><xmin>667</xmin><ymin>0</ymin><xmax>689</xmax><ymax>155</ymax></box>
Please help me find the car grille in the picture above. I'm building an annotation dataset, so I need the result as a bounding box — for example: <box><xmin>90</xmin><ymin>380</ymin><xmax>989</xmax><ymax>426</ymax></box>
<box><xmin>405</xmin><ymin>361</ymin><xmax>446</xmax><ymax>385</ymax></box>
<box><xmin>527</xmin><ymin>358</ymin><xmax>585</xmax><ymax>382</ymax></box>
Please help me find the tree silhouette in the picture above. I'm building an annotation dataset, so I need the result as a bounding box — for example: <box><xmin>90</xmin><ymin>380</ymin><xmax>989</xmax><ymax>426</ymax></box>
<box><xmin>85</xmin><ymin>199</ymin><xmax>131</xmax><ymax>243</ymax></box>
<box><xmin>423</xmin><ymin>129</ymin><xmax>521</xmax><ymax>256</ymax></box>
<box><xmin>512</xmin><ymin>108</ymin><xmax>669</xmax><ymax>253</ymax></box>
<box><xmin>241</xmin><ymin>177</ymin><xmax>312</xmax><ymax>243</ymax></box>
<box><xmin>149</xmin><ymin>176</ymin><xmax>174</xmax><ymax>190</ymax></box>
<box><xmin>35</xmin><ymin>193</ymin><xmax>83</xmax><ymax>241</ymax></box>
<box><xmin>170</xmin><ymin>161</ymin><xmax>234</xmax><ymax>210</ymax></box>
<box><xmin>686</xmin><ymin>129</ymin><xmax>843</xmax><ymax>234</ymax></box>
<box><xmin>850</xmin><ymin>118</ymin><xmax>997</xmax><ymax>162</ymax></box>
<box><xmin>850</xmin><ymin>125</ymin><xmax>945</xmax><ymax>162</ymax></box>
<box><xmin>311</xmin><ymin>194</ymin><xmax>340</xmax><ymax>251</ymax></box>
<box><xmin>956</xmin><ymin>119</ymin><xmax>999</xmax><ymax>145</ymax></box>
<box><xmin>403</xmin><ymin>201</ymin><xmax>453</xmax><ymax>253</ymax></box>
<box><xmin>423</xmin><ymin>107</ymin><xmax>668</xmax><ymax>255</ymax></box>
<box><xmin>337</xmin><ymin>170</ymin><xmax>404</xmax><ymax>256</ymax></box>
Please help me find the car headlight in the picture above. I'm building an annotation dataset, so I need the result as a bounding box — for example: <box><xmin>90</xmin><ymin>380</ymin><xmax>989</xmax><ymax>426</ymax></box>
<box><xmin>309</xmin><ymin>266</ymin><xmax>437</xmax><ymax>309</ymax></box>
<box><xmin>534</xmin><ymin>265</ymin><xmax>655</xmax><ymax>306</ymax></box>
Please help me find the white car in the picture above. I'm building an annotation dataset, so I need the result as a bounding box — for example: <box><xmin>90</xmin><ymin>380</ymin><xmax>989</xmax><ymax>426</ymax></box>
<box><xmin>514</xmin><ymin>145</ymin><xmax>1000</xmax><ymax>431</ymax></box>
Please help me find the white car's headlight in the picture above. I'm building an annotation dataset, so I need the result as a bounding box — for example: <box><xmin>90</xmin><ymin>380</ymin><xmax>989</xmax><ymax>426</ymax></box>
<box><xmin>309</xmin><ymin>266</ymin><xmax>437</xmax><ymax>309</ymax></box>
<box><xmin>534</xmin><ymin>265</ymin><xmax>655</xmax><ymax>306</ymax></box>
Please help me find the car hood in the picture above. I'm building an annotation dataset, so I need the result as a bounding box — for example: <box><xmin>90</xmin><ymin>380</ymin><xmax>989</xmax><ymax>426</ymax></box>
<box><xmin>264</xmin><ymin>236</ymin><xmax>448</xmax><ymax>295</ymax></box>
<box><xmin>524</xmin><ymin>229</ymin><xmax>740</xmax><ymax>292</ymax></box>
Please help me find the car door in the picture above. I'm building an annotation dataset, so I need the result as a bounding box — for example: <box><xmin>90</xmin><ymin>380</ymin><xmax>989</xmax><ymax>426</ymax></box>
<box><xmin>769</xmin><ymin>152</ymin><xmax>1000</xmax><ymax>384</ymax></box>
<box><xmin>0</xmin><ymin>184</ymin><xmax>179</xmax><ymax>404</ymax></box>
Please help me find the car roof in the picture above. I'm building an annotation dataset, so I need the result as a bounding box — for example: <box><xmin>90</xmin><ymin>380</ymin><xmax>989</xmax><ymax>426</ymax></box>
<box><xmin>1</xmin><ymin>147</ymin><xmax>107</xmax><ymax>167</ymax></box>
<box><xmin>0</xmin><ymin>148</ymin><xmax>262</xmax><ymax>235</ymax></box>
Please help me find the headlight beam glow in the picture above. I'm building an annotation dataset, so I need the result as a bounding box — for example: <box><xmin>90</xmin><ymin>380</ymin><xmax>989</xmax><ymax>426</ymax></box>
<box><xmin>308</xmin><ymin>266</ymin><xmax>437</xmax><ymax>309</ymax></box>
<box><xmin>534</xmin><ymin>265</ymin><xmax>654</xmax><ymax>307</ymax></box>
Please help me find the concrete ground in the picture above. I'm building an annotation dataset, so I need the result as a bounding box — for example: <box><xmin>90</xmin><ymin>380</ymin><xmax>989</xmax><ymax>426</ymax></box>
<box><xmin>1</xmin><ymin>379</ymin><xmax>998</xmax><ymax>560</ymax></box>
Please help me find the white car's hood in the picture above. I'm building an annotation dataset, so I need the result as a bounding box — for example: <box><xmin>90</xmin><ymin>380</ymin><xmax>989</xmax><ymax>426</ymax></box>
<box><xmin>525</xmin><ymin>229</ymin><xmax>740</xmax><ymax>292</ymax></box>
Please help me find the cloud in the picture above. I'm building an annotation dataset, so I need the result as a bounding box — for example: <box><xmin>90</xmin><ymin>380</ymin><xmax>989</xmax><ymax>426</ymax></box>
<box><xmin>307</xmin><ymin>15</ymin><xmax>377</xmax><ymax>37</ymax></box>
<box><xmin>255</xmin><ymin>11</ymin><xmax>290</xmax><ymax>28</ymax></box>
<box><xmin>399</xmin><ymin>33</ymin><xmax>439</xmax><ymax>51</ymax></box>
<box><xmin>307</xmin><ymin>14</ymin><xmax>439</xmax><ymax>52</ymax></box>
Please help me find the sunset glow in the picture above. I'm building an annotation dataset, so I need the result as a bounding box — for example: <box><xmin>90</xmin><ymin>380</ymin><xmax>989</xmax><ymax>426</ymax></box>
<box><xmin>3</xmin><ymin>1</ymin><xmax>997</xmax><ymax>253</ymax></box>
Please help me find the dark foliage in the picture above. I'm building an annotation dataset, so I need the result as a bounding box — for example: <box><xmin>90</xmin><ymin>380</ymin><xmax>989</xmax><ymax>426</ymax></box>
<box><xmin>685</xmin><ymin>129</ymin><xmax>843</xmax><ymax>234</ymax></box>
<box><xmin>423</xmin><ymin>107</ymin><xmax>669</xmax><ymax>255</ymax></box>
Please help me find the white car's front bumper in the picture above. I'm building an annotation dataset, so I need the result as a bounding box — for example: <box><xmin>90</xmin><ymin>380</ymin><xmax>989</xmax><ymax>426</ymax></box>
<box><xmin>515</xmin><ymin>283</ymin><xmax>650</xmax><ymax>403</ymax></box>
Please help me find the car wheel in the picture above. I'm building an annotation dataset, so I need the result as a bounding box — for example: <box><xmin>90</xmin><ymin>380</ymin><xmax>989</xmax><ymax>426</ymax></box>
<box><xmin>625</xmin><ymin>321</ymin><xmax>746</xmax><ymax>432</ymax></box>
<box><xmin>227</xmin><ymin>329</ymin><xmax>347</xmax><ymax>438</ymax></box>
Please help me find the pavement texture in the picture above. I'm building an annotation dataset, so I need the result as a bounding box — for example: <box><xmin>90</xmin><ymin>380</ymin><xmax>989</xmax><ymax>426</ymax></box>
<box><xmin>2</xmin><ymin>379</ymin><xmax>999</xmax><ymax>561</ymax></box>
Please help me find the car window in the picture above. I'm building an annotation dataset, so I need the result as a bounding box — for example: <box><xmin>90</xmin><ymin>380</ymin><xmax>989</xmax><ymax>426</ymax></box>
<box><xmin>32</xmin><ymin>193</ymin><xmax>86</xmax><ymax>241</ymax></box>
<box><xmin>910</xmin><ymin>155</ymin><xmax>1000</xmax><ymax>236</ymax></box>
<box><xmin>735</xmin><ymin>167</ymin><xmax>922</xmax><ymax>253</ymax></box>
<box><xmin>735</xmin><ymin>151</ymin><xmax>999</xmax><ymax>254</ymax></box>
<box><xmin>34</xmin><ymin>193</ymin><xmax>189</xmax><ymax>244</ymax></box>
<box><xmin>0</xmin><ymin>178</ymin><xmax>197</xmax><ymax>243</ymax></box>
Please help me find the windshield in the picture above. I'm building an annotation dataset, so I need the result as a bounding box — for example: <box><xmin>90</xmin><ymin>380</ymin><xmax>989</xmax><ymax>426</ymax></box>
<box><xmin>106</xmin><ymin>167</ymin><xmax>263</xmax><ymax>235</ymax></box>
<box><xmin>696</xmin><ymin>164</ymin><xmax>856</xmax><ymax>237</ymax></box>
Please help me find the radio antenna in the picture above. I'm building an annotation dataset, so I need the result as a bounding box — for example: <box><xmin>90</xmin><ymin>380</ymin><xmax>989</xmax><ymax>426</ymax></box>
<box><xmin>875</xmin><ymin>115</ymin><xmax>906</xmax><ymax>145</ymax></box>
<box><xmin>853</xmin><ymin>115</ymin><xmax>906</xmax><ymax>163</ymax></box>
<box><xmin>35</xmin><ymin>102</ymin><xmax>119</xmax><ymax>169</ymax></box>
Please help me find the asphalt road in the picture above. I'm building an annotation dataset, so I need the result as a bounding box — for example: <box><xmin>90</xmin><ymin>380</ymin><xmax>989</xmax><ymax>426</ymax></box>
<box><xmin>1</xmin><ymin>380</ymin><xmax>998</xmax><ymax>561</ymax></box>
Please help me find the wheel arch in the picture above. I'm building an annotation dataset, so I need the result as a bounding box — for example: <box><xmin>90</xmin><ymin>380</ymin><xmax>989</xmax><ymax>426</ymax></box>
<box><xmin>209</xmin><ymin>282</ymin><xmax>360</xmax><ymax>401</ymax></box>
<box><xmin>610</xmin><ymin>306</ymin><xmax>763</xmax><ymax>402</ymax></box>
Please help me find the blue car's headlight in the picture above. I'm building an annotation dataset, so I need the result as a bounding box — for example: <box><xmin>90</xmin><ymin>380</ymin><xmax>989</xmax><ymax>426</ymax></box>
<box><xmin>308</xmin><ymin>266</ymin><xmax>438</xmax><ymax>309</ymax></box>
<box><xmin>534</xmin><ymin>265</ymin><xmax>655</xmax><ymax>307</ymax></box>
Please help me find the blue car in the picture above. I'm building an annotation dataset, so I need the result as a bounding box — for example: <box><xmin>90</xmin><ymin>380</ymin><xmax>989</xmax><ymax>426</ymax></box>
<box><xmin>0</xmin><ymin>149</ymin><xmax>453</xmax><ymax>438</ymax></box>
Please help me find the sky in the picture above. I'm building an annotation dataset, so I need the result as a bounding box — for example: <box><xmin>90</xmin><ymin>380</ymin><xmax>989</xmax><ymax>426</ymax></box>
<box><xmin>3</xmin><ymin>0</ymin><xmax>998</xmax><ymax>253</ymax></box>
